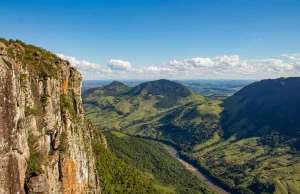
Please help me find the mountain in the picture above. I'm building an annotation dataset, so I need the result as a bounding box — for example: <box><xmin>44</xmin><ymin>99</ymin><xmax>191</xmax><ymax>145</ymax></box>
<box><xmin>192</xmin><ymin>77</ymin><xmax>300</xmax><ymax>193</ymax></box>
<box><xmin>126</xmin><ymin>79</ymin><xmax>191</xmax><ymax>108</ymax></box>
<box><xmin>83</xmin><ymin>79</ymin><xmax>222</xmax><ymax>151</ymax></box>
<box><xmin>82</xmin><ymin>80</ymin><xmax>130</xmax><ymax>98</ymax></box>
<box><xmin>221</xmin><ymin>77</ymin><xmax>300</xmax><ymax>139</ymax></box>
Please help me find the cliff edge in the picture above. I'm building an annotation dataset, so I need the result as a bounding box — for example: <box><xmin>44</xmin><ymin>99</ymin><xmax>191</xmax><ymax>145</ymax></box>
<box><xmin>0</xmin><ymin>39</ymin><xmax>101</xmax><ymax>194</ymax></box>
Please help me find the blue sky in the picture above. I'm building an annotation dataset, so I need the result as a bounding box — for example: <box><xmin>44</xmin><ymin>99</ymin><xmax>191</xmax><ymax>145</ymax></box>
<box><xmin>1</xmin><ymin>0</ymin><xmax>300</xmax><ymax>79</ymax></box>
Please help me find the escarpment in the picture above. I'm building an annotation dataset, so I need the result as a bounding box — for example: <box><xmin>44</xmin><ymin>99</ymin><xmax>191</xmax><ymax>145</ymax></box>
<box><xmin>0</xmin><ymin>39</ymin><xmax>101</xmax><ymax>194</ymax></box>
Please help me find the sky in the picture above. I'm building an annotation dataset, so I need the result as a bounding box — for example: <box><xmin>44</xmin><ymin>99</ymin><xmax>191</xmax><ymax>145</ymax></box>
<box><xmin>1</xmin><ymin>0</ymin><xmax>300</xmax><ymax>80</ymax></box>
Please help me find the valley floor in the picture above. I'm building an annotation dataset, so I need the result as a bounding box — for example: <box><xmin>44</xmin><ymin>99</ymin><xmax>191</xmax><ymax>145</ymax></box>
<box><xmin>192</xmin><ymin>137</ymin><xmax>300</xmax><ymax>194</ymax></box>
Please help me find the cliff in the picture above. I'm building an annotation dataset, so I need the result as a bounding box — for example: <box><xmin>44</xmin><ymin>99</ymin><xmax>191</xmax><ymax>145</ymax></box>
<box><xmin>0</xmin><ymin>39</ymin><xmax>101</xmax><ymax>193</ymax></box>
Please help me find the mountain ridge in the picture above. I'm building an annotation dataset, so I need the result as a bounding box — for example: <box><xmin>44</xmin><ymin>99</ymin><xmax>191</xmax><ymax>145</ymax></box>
<box><xmin>221</xmin><ymin>77</ymin><xmax>300</xmax><ymax>139</ymax></box>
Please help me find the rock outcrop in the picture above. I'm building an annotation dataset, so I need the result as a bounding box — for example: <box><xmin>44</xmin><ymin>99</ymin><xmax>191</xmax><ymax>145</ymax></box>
<box><xmin>0</xmin><ymin>39</ymin><xmax>101</xmax><ymax>194</ymax></box>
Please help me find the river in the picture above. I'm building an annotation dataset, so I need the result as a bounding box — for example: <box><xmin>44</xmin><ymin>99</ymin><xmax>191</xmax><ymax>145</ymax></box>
<box><xmin>158</xmin><ymin>142</ymin><xmax>230</xmax><ymax>194</ymax></box>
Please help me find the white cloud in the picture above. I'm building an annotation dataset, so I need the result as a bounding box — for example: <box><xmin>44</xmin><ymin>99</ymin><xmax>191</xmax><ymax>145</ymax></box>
<box><xmin>107</xmin><ymin>59</ymin><xmax>132</xmax><ymax>70</ymax></box>
<box><xmin>246</xmin><ymin>59</ymin><xmax>294</xmax><ymax>71</ymax></box>
<box><xmin>57</xmin><ymin>53</ymin><xmax>113</xmax><ymax>75</ymax></box>
<box><xmin>57</xmin><ymin>53</ymin><xmax>300</xmax><ymax>80</ymax></box>
<box><xmin>214</xmin><ymin>55</ymin><xmax>241</xmax><ymax>67</ymax></box>
<box><xmin>134</xmin><ymin>66</ymin><xmax>177</xmax><ymax>75</ymax></box>
<box><xmin>169</xmin><ymin>57</ymin><xmax>215</xmax><ymax>70</ymax></box>
<box><xmin>280</xmin><ymin>54</ymin><xmax>300</xmax><ymax>71</ymax></box>
<box><xmin>167</xmin><ymin>54</ymin><xmax>300</xmax><ymax>78</ymax></box>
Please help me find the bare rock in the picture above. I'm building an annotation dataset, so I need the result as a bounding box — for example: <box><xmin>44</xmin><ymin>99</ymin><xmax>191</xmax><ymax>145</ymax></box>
<box><xmin>29</xmin><ymin>174</ymin><xmax>49</xmax><ymax>194</ymax></box>
<box><xmin>0</xmin><ymin>42</ymin><xmax>7</xmax><ymax>56</ymax></box>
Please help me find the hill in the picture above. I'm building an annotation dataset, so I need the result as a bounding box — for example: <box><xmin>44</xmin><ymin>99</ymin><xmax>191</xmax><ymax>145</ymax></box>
<box><xmin>221</xmin><ymin>77</ymin><xmax>300</xmax><ymax>145</ymax></box>
<box><xmin>126</xmin><ymin>79</ymin><xmax>191</xmax><ymax>108</ymax></box>
<box><xmin>83</xmin><ymin>79</ymin><xmax>222</xmax><ymax>152</ymax></box>
<box><xmin>192</xmin><ymin>77</ymin><xmax>300</xmax><ymax>193</ymax></box>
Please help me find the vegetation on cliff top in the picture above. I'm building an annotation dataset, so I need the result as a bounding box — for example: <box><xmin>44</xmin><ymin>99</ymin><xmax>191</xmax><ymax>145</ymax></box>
<box><xmin>0</xmin><ymin>38</ymin><xmax>61</xmax><ymax>78</ymax></box>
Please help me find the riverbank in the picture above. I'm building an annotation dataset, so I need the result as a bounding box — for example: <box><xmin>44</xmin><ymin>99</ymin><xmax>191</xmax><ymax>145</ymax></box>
<box><xmin>157</xmin><ymin>141</ymin><xmax>231</xmax><ymax>194</ymax></box>
<box><xmin>135</xmin><ymin>135</ymin><xmax>236</xmax><ymax>193</ymax></box>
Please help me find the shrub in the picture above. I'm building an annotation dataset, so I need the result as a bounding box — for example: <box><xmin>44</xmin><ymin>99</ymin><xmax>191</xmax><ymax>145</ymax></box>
<box><xmin>60</xmin><ymin>94</ymin><xmax>76</xmax><ymax>118</ymax></box>
<box><xmin>25</xmin><ymin>107</ymin><xmax>38</xmax><ymax>116</ymax></box>
<box><xmin>58</xmin><ymin>131</ymin><xmax>69</xmax><ymax>152</ymax></box>
<box><xmin>20</xmin><ymin>74</ymin><xmax>28</xmax><ymax>89</ymax></box>
<box><xmin>26</xmin><ymin>132</ymin><xmax>44</xmax><ymax>179</ymax></box>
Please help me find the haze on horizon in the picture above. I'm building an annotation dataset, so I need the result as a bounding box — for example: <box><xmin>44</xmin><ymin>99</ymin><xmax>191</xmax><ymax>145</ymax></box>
<box><xmin>1</xmin><ymin>0</ymin><xmax>300</xmax><ymax>80</ymax></box>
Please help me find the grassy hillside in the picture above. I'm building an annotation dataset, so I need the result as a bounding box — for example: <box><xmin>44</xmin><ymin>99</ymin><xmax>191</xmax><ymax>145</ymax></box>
<box><xmin>104</xmin><ymin>131</ymin><xmax>215</xmax><ymax>194</ymax></box>
<box><xmin>83</xmin><ymin>79</ymin><xmax>222</xmax><ymax>152</ymax></box>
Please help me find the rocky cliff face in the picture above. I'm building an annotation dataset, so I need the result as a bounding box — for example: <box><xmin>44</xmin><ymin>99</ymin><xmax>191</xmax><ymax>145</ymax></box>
<box><xmin>0</xmin><ymin>39</ymin><xmax>101</xmax><ymax>194</ymax></box>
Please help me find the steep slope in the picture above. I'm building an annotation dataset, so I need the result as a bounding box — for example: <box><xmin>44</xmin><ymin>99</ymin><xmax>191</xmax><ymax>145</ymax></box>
<box><xmin>0</xmin><ymin>39</ymin><xmax>100</xmax><ymax>193</ymax></box>
<box><xmin>221</xmin><ymin>77</ymin><xmax>300</xmax><ymax>140</ymax></box>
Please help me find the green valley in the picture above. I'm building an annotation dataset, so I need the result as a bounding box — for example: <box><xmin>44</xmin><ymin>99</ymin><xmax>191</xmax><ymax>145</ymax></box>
<box><xmin>83</xmin><ymin>78</ymin><xmax>300</xmax><ymax>194</ymax></box>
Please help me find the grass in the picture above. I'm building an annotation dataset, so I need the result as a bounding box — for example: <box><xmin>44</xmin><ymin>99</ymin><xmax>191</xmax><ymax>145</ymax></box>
<box><xmin>111</xmin><ymin>131</ymin><xmax>127</xmax><ymax>138</ymax></box>
<box><xmin>193</xmin><ymin>132</ymin><xmax>220</xmax><ymax>151</ymax></box>
<box><xmin>192</xmin><ymin>136</ymin><xmax>300</xmax><ymax>193</ymax></box>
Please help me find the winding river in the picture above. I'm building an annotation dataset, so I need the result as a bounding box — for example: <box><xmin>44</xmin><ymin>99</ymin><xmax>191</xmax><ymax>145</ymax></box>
<box><xmin>158</xmin><ymin>142</ymin><xmax>230</xmax><ymax>194</ymax></box>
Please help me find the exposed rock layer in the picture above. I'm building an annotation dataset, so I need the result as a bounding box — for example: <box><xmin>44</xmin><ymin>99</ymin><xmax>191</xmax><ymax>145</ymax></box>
<box><xmin>0</xmin><ymin>39</ymin><xmax>100</xmax><ymax>194</ymax></box>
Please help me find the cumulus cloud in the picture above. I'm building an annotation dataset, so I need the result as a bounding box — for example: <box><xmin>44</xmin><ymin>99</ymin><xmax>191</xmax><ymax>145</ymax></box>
<box><xmin>214</xmin><ymin>55</ymin><xmax>241</xmax><ymax>67</ymax></box>
<box><xmin>107</xmin><ymin>59</ymin><xmax>132</xmax><ymax>70</ymax></box>
<box><xmin>134</xmin><ymin>66</ymin><xmax>177</xmax><ymax>75</ymax></box>
<box><xmin>57</xmin><ymin>54</ymin><xmax>113</xmax><ymax>76</ymax></box>
<box><xmin>246</xmin><ymin>59</ymin><xmax>294</xmax><ymax>72</ymax></box>
<box><xmin>169</xmin><ymin>57</ymin><xmax>215</xmax><ymax>70</ymax></box>
<box><xmin>168</xmin><ymin>54</ymin><xmax>300</xmax><ymax>77</ymax></box>
<box><xmin>57</xmin><ymin>53</ymin><xmax>300</xmax><ymax>80</ymax></box>
<box><xmin>280</xmin><ymin>54</ymin><xmax>300</xmax><ymax>71</ymax></box>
